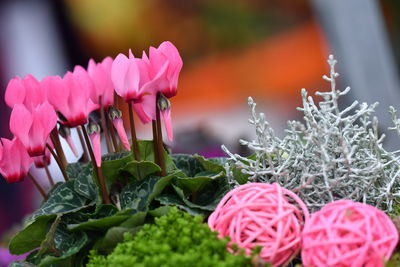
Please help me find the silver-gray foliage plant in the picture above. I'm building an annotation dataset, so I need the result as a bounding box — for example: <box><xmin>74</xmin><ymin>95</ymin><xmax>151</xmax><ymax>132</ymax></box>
<box><xmin>222</xmin><ymin>55</ymin><xmax>400</xmax><ymax>212</ymax></box>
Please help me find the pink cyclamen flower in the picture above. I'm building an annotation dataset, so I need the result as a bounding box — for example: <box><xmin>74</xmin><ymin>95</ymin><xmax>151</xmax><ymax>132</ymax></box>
<box><xmin>33</xmin><ymin>147</ymin><xmax>51</xmax><ymax>168</ymax></box>
<box><xmin>5</xmin><ymin>74</ymin><xmax>47</xmax><ymax>110</ymax></box>
<box><xmin>42</xmin><ymin>66</ymin><xmax>99</xmax><ymax>127</ymax></box>
<box><xmin>87</xmin><ymin>57</ymin><xmax>114</xmax><ymax>108</ymax></box>
<box><xmin>87</xmin><ymin>120</ymin><xmax>102</xmax><ymax>167</ymax></box>
<box><xmin>109</xmin><ymin>106</ymin><xmax>130</xmax><ymax>151</ymax></box>
<box><xmin>111</xmin><ymin>50</ymin><xmax>161</xmax><ymax>123</ymax></box>
<box><xmin>0</xmin><ymin>138</ymin><xmax>33</xmax><ymax>183</ymax></box>
<box><xmin>10</xmin><ymin>102</ymin><xmax>57</xmax><ymax>157</ymax></box>
<box><xmin>148</xmin><ymin>41</ymin><xmax>183</xmax><ymax>98</ymax></box>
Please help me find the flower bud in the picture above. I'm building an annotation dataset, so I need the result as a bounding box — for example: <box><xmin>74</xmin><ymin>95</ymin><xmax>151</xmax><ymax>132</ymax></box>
<box><xmin>58</xmin><ymin>124</ymin><xmax>78</xmax><ymax>157</ymax></box>
<box><xmin>87</xmin><ymin>119</ymin><xmax>101</xmax><ymax>136</ymax></box>
<box><xmin>108</xmin><ymin>105</ymin><xmax>130</xmax><ymax>151</ymax></box>
<box><xmin>87</xmin><ymin>119</ymin><xmax>102</xmax><ymax>167</ymax></box>
<box><xmin>157</xmin><ymin>93</ymin><xmax>171</xmax><ymax>111</ymax></box>
<box><xmin>108</xmin><ymin>105</ymin><xmax>122</xmax><ymax>121</ymax></box>
<box><xmin>157</xmin><ymin>92</ymin><xmax>173</xmax><ymax>142</ymax></box>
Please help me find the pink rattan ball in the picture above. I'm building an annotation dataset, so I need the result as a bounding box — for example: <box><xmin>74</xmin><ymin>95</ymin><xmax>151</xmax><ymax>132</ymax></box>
<box><xmin>208</xmin><ymin>183</ymin><xmax>310</xmax><ymax>266</ymax></box>
<box><xmin>302</xmin><ymin>200</ymin><xmax>399</xmax><ymax>267</ymax></box>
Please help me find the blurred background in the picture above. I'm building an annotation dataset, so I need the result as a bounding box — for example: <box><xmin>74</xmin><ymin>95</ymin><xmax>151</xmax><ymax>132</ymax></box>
<box><xmin>0</xmin><ymin>0</ymin><xmax>399</xmax><ymax>240</ymax></box>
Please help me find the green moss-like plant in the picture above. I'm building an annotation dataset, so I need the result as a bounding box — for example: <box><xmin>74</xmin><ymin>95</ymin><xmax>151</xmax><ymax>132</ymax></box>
<box><xmin>87</xmin><ymin>207</ymin><xmax>253</xmax><ymax>267</ymax></box>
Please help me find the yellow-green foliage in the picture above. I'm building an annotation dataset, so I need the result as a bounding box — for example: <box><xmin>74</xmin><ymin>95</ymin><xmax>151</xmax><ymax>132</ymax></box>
<box><xmin>87</xmin><ymin>208</ymin><xmax>253</xmax><ymax>267</ymax></box>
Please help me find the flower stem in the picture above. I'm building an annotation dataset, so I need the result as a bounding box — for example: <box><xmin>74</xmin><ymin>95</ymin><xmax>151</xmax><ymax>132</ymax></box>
<box><xmin>28</xmin><ymin>172</ymin><xmax>48</xmax><ymax>200</ymax></box>
<box><xmin>156</xmin><ymin>95</ymin><xmax>166</xmax><ymax>176</ymax></box>
<box><xmin>128</xmin><ymin>101</ymin><xmax>140</xmax><ymax>161</ymax></box>
<box><xmin>77</xmin><ymin>126</ymin><xmax>89</xmax><ymax>162</ymax></box>
<box><xmin>46</xmin><ymin>143</ymin><xmax>69</xmax><ymax>181</ymax></box>
<box><xmin>99</xmin><ymin>96</ymin><xmax>113</xmax><ymax>153</ymax></box>
<box><xmin>43</xmin><ymin>161</ymin><xmax>55</xmax><ymax>187</ymax></box>
<box><xmin>106</xmin><ymin>114</ymin><xmax>119</xmax><ymax>152</ymax></box>
<box><xmin>82</xmin><ymin>126</ymin><xmax>111</xmax><ymax>204</ymax></box>
<box><xmin>152</xmin><ymin>120</ymin><xmax>160</xmax><ymax>167</ymax></box>
<box><xmin>51</xmin><ymin>128</ymin><xmax>67</xmax><ymax>167</ymax></box>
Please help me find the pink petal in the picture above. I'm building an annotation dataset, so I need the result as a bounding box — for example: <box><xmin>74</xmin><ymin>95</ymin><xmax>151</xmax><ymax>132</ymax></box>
<box><xmin>16</xmin><ymin>138</ymin><xmax>33</xmax><ymax>180</ymax></box>
<box><xmin>161</xmin><ymin>108</ymin><xmax>173</xmax><ymax>142</ymax></box>
<box><xmin>138</xmin><ymin>91</ymin><xmax>157</xmax><ymax>121</ymax></box>
<box><xmin>89</xmin><ymin>132</ymin><xmax>102</xmax><ymax>167</ymax></box>
<box><xmin>0</xmin><ymin>138</ymin><xmax>32</xmax><ymax>183</ymax></box>
<box><xmin>65</xmin><ymin>135</ymin><xmax>79</xmax><ymax>157</ymax></box>
<box><xmin>112</xmin><ymin>118</ymin><xmax>131</xmax><ymax>151</ymax></box>
<box><xmin>101</xmin><ymin>57</ymin><xmax>113</xmax><ymax>72</ymax></box>
<box><xmin>149</xmin><ymin>41</ymin><xmax>183</xmax><ymax>98</ymax></box>
<box><xmin>5</xmin><ymin>77</ymin><xmax>25</xmax><ymax>108</ymax></box>
<box><xmin>10</xmin><ymin>104</ymin><xmax>33</xmax><ymax>148</ymax></box>
<box><xmin>136</xmin><ymin>57</ymin><xmax>151</xmax><ymax>88</ymax></box>
<box><xmin>100</xmin><ymin>57</ymin><xmax>115</xmax><ymax>106</ymax></box>
<box><xmin>26</xmin><ymin>102</ymin><xmax>57</xmax><ymax>156</ymax></box>
<box><xmin>158</xmin><ymin>41</ymin><xmax>183</xmax><ymax>81</ymax></box>
<box><xmin>149</xmin><ymin>45</ymin><xmax>168</xmax><ymax>74</ymax></box>
<box><xmin>23</xmin><ymin>74</ymin><xmax>46</xmax><ymax>110</ymax></box>
<box><xmin>33</xmin><ymin>148</ymin><xmax>51</xmax><ymax>168</ymax></box>
<box><xmin>88</xmin><ymin>57</ymin><xmax>114</xmax><ymax>107</ymax></box>
<box><xmin>29</xmin><ymin>110</ymin><xmax>46</xmax><ymax>156</ymax></box>
<box><xmin>133</xmin><ymin>102</ymin><xmax>152</xmax><ymax>124</ymax></box>
<box><xmin>66</xmin><ymin>68</ymin><xmax>94</xmax><ymax>115</ymax></box>
<box><xmin>61</xmin><ymin>72</ymin><xmax>96</xmax><ymax>126</ymax></box>
<box><xmin>87</xmin><ymin>58</ymin><xmax>99</xmax><ymax>104</ymax></box>
<box><xmin>73</xmin><ymin>65</ymin><xmax>95</xmax><ymax>95</ymax></box>
<box><xmin>111</xmin><ymin>53</ymin><xmax>131</xmax><ymax>99</ymax></box>
<box><xmin>36</xmin><ymin>102</ymin><xmax>57</xmax><ymax>140</ymax></box>
<box><xmin>125</xmin><ymin>51</ymin><xmax>141</xmax><ymax>99</ymax></box>
<box><xmin>41</xmin><ymin>75</ymin><xmax>70</xmax><ymax>117</ymax></box>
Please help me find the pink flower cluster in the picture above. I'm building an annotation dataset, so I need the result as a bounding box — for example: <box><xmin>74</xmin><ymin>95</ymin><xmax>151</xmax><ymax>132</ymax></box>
<box><xmin>0</xmin><ymin>41</ymin><xmax>182</xmax><ymax>183</ymax></box>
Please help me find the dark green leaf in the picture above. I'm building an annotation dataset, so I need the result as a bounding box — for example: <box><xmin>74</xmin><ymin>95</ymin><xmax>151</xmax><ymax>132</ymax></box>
<box><xmin>120</xmin><ymin>171</ymin><xmax>183</xmax><ymax>211</ymax></box>
<box><xmin>66</xmin><ymin>204</ymin><xmax>121</xmax><ymax>231</ymax></box>
<box><xmin>148</xmin><ymin>206</ymin><xmax>172</xmax><ymax>217</ymax></box>
<box><xmin>93</xmin><ymin>225</ymin><xmax>142</xmax><ymax>254</ymax></box>
<box><xmin>36</xmin><ymin>219</ymin><xmax>88</xmax><ymax>267</ymax></box>
<box><xmin>119</xmin><ymin>211</ymin><xmax>147</xmax><ymax>227</ymax></box>
<box><xmin>66</xmin><ymin>162</ymin><xmax>88</xmax><ymax>180</ymax></box>
<box><xmin>101</xmin><ymin>153</ymin><xmax>133</xmax><ymax>190</ymax></box>
<box><xmin>91</xmin><ymin>211</ymin><xmax>148</xmax><ymax>254</ymax></box>
<box><xmin>70</xmin><ymin>163</ymin><xmax>98</xmax><ymax>200</ymax></box>
<box><xmin>176</xmin><ymin>171</ymin><xmax>225</xmax><ymax>193</ymax></box>
<box><xmin>37</xmin><ymin>216</ymin><xmax>62</xmax><ymax>256</ymax></box>
<box><xmin>9</xmin><ymin>215</ymin><xmax>56</xmax><ymax>255</ymax></box>
<box><xmin>232</xmin><ymin>164</ymin><xmax>250</xmax><ymax>184</ymax></box>
<box><xmin>172</xmin><ymin>154</ymin><xmax>205</xmax><ymax>177</ymax></box>
<box><xmin>121</xmin><ymin>160</ymin><xmax>161</xmax><ymax>181</ymax></box>
<box><xmin>207</xmin><ymin>157</ymin><xmax>228</xmax><ymax>166</ymax></box>
<box><xmin>102</xmin><ymin>151</ymin><xmax>131</xmax><ymax>161</ymax></box>
<box><xmin>92</xmin><ymin>204</ymin><xmax>119</xmax><ymax>218</ymax></box>
<box><xmin>138</xmin><ymin>140</ymin><xmax>176</xmax><ymax>173</ymax></box>
<box><xmin>29</xmin><ymin>180</ymin><xmax>92</xmax><ymax>223</ymax></box>
<box><xmin>194</xmin><ymin>155</ymin><xmax>226</xmax><ymax>173</ymax></box>
<box><xmin>156</xmin><ymin>194</ymin><xmax>206</xmax><ymax>216</ymax></box>
<box><xmin>172</xmin><ymin>177</ymin><xmax>230</xmax><ymax>213</ymax></box>
<box><xmin>67</xmin><ymin>215</ymin><xmax>130</xmax><ymax>231</ymax></box>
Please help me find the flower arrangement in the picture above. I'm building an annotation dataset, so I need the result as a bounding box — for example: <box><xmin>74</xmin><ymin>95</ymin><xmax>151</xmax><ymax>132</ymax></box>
<box><xmin>2</xmin><ymin>44</ymin><xmax>400</xmax><ymax>267</ymax></box>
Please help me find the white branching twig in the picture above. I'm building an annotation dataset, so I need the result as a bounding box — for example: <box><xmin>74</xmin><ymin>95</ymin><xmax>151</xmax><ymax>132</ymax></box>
<box><xmin>223</xmin><ymin>55</ymin><xmax>400</xmax><ymax>213</ymax></box>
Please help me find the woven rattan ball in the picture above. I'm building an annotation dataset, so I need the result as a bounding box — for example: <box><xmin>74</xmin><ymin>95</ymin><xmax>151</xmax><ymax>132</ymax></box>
<box><xmin>302</xmin><ymin>200</ymin><xmax>399</xmax><ymax>267</ymax></box>
<box><xmin>208</xmin><ymin>183</ymin><xmax>309</xmax><ymax>266</ymax></box>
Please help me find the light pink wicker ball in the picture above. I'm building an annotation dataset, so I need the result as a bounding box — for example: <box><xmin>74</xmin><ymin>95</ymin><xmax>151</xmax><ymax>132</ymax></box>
<box><xmin>208</xmin><ymin>183</ymin><xmax>309</xmax><ymax>266</ymax></box>
<box><xmin>302</xmin><ymin>200</ymin><xmax>399</xmax><ymax>267</ymax></box>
